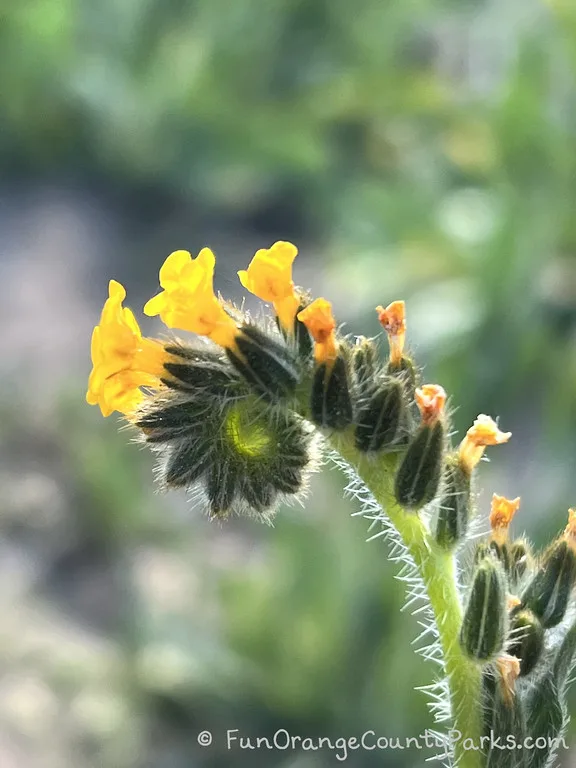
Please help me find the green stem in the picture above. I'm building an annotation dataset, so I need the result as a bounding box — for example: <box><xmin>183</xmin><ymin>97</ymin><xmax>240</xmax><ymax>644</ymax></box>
<box><xmin>332</xmin><ymin>436</ymin><xmax>483</xmax><ymax>768</ymax></box>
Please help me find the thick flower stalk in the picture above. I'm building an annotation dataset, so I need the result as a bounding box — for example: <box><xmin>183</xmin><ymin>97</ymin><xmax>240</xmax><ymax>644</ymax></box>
<box><xmin>87</xmin><ymin>243</ymin><xmax>576</xmax><ymax>767</ymax></box>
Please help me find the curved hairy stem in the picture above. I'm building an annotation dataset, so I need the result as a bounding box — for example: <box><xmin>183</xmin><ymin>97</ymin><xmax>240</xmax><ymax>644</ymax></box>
<box><xmin>332</xmin><ymin>434</ymin><xmax>483</xmax><ymax>768</ymax></box>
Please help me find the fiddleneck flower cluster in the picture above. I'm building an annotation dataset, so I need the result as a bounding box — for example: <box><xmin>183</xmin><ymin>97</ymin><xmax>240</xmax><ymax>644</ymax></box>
<box><xmin>86</xmin><ymin>241</ymin><xmax>514</xmax><ymax>524</ymax></box>
<box><xmin>86</xmin><ymin>241</ymin><xmax>576</xmax><ymax>762</ymax></box>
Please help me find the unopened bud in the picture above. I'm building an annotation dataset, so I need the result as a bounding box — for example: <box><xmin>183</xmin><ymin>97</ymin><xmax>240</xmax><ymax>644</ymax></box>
<box><xmin>354</xmin><ymin>380</ymin><xmax>405</xmax><ymax>453</ymax></box>
<box><xmin>277</xmin><ymin>298</ymin><xmax>313</xmax><ymax>360</ymax></box>
<box><xmin>310</xmin><ymin>354</ymin><xmax>354</xmax><ymax>431</ymax></box>
<box><xmin>489</xmin><ymin>540</ymin><xmax>511</xmax><ymax>573</ymax></box>
<box><xmin>521</xmin><ymin>537</ymin><xmax>576</xmax><ymax>628</ymax></box>
<box><xmin>386</xmin><ymin>355</ymin><xmax>417</xmax><ymax>398</ymax></box>
<box><xmin>206</xmin><ymin>464</ymin><xmax>238</xmax><ymax>519</ymax></box>
<box><xmin>227</xmin><ymin>324</ymin><xmax>299</xmax><ymax>401</ymax></box>
<box><xmin>161</xmin><ymin>345</ymin><xmax>242</xmax><ymax>398</ymax></box>
<box><xmin>164</xmin><ymin>436</ymin><xmax>213</xmax><ymax>487</ymax></box>
<box><xmin>352</xmin><ymin>337</ymin><xmax>378</xmax><ymax>391</ymax></box>
<box><xmin>474</xmin><ymin>539</ymin><xmax>512</xmax><ymax>573</ymax></box>
<box><xmin>460</xmin><ymin>556</ymin><xmax>507</xmax><ymax>661</ymax></box>
<box><xmin>508</xmin><ymin>608</ymin><xmax>544</xmax><ymax>677</ymax></box>
<box><xmin>509</xmin><ymin>538</ymin><xmax>534</xmax><ymax>588</ymax></box>
<box><xmin>434</xmin><ymin>455</ymin><xmax>472</xmax><ymax>549</ymax></box>
<box><xmin>394</xmin><ymin>421</ymin><xmax>444</xmax><ymax>510</ymax></box>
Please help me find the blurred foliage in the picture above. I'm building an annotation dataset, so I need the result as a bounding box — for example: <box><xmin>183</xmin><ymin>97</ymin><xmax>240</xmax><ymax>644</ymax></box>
<box><xmin>0</xmin><ymin>402</ymin><xmax>432</xmax><ymax>767</ymax></box>
<box><xmin>4</xmin><ymin>0</ymin><xmax>576</xmax><ymax>765</ymax></box>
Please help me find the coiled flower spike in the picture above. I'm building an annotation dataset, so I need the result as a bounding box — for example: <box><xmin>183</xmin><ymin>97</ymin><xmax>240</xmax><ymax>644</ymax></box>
<box><xmin>88</xmin><ymin>240</ymin><xmax>576</xmax><ymax>768</ymax></box>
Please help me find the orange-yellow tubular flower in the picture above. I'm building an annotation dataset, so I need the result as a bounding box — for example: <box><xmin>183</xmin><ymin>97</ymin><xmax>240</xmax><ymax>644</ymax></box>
<box><xmin>238</xmin><ymin>241</ymin><xmax>300</xmax><ymax>332</ymax></box>
<box><xmin>376</xmin><ymin>301</ymin><xmax>406</xmax><ymax>365</ymax></box>
<box><xmin>415</xmin><ymin>384</ymin><xmax>446</xmax><ymax>426</ymax></box>
<box><xmin>86</xmin><ymin>280</ymin><xmax>166</xmax><ymax>417</ymax></box>
<box><xmin>490</xmin><ymin>494</ymin><xmax>521</xmax><ymax>543</ymax></box>
<box><xmin>458</xmin><ymin>414</ymin><xmax>511</xmax><ymax>474</ymax></box>
<box><xmin>297</xmin><ymin>298</ymin><xmax>338</xmax><ymax>365</ymax></box>
<box><xmin>144</xmin><ymin>248</ymin><xmax>238</xmax><ymax>348</ymax></box>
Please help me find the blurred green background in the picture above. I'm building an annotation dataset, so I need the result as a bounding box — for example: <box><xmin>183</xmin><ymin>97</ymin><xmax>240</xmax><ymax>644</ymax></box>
<box><xmin>3</xmin><ymin>0</ymin><xmax>576</xmax><ymax>765</ymax></box>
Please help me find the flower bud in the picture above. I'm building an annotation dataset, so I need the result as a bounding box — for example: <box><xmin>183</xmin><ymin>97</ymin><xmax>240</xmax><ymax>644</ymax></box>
<box><xmin>162</xmin><ymin>348</ymin><xmax>242</xmax><ymax>398</ymax></box>
<box><xmin>434</xmin><ymin>455</ymin><xmax>471</xmax><ymax>549</ymax></box>
<box><xmin>460</xmin><ymin>556</ymin><xmax>507</xmax><ymax>661</ymax></box>
<box><xmin>310</xmin><ymin>355</ymin><xmax>354</xmax><ymax>430</ymax></box>
<box><xmin>474</xmin><ymin>539</ymin><xmax>512</xmax><ymax>573</ymax></box>
<box><xmin>164</xmin><ymin>436</ymin><xmax>214</xmax><ymax>487</ymax></box>
<box><xmin>137</xmin><ymin>397</ymin><xmax>219</xmax><ymax>445</ymax></box>
<box><xmin>482</xmin><ymin>658</ymin><xmax>525</xmax><ymax>762</ymax></box>
<box><xmin>386</xmin><ymin>355</ymin><xmax>417</xmax><ymax>398</ymax></box>
<box><xmin>509</xmin><ymin>538</ymin><xmax>534</xmax><ymax>587</ymax></box>
<box><xmin>354</xmin><ymin>379</ymin><xmax>405</xmax><ymax>453</ymax></box>
<box><xmin>206</xmin><ymin>463</ymin><xmax>238</xmax><ymax>518</ymax></box>
<box><xmin>394</xmin><ymin>386</ymin><xmax>446</xmax><ymax>510</ymax></box>
<box><xmin>227</xmin><ymin>324</ymin><xmax>299</xmax><ymax>401</ymax></box>
<box><xmin>474</xmin><ymin>541</ymin><xmax>491</xmax><ymax>563</ymax></box>
<box><xmin>488</xmin><ymin>540</ymin><xmax>511</xmax><ymax>573</ymax></box>
<box><xmin>276</xmin><ymin>301</ymin><xmax>314</xmax><ymax>360</ymax></box>
<box><xmin>351</xmin><ymin>337</ymin><xmax>378</xmax><ymax>391</ymax></box>
<box><xmin>294</xmin><ymin>310</ymin><xmax>313</xmax><ymax>360</ymax></box>
<box><xmin>394</xmin><ymin>421</ymin><xmax>444</xmax><ymax>509</ymax></box>
<box><xmin>521</xmin><ymin>538</ymin><xmax>576</xmax><ymax>628</ymax></box>
<box><xmin>508</xmin><ymin>608</ymin><xmax>544</xmax><ymax>677</ymax></box>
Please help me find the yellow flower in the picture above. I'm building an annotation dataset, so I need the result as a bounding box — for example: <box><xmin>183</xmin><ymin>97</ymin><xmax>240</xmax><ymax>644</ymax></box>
<box><xmin>490</xmin><ymin>494</ymin><xmax>521</xmax><ymax>542</ymax></box>
<box><xmin>376</xmin><ymin>300</ymin><xmax>406</xmax><ymax>365</ymax></box>
<box><xmin>144</xmin><ymin>248</ymin><xmax>238</xmax><ymax>348</ymax></box>
<box><xmin>415</xmin><ymin>384</ymin><xmax>446</xmax><ymax>425</ymax></box>
<box><xmin>458</xmin><ymin>414</ymin><xmax>511</xmax><ymax>473</ymax></box>
<box><xmin>297</xmin><ymin>298</ymin><xmax>338</xmax><ymax>364</ymax></box>
<box><xmin>86</xmin><ymin>280</ymin><xmax>166</xmax><ymax>417</ymax></box>
<box><xmin>238</xmin><ymin>241</ymin><xmax>300</xmax><ymax>332</ymax></box>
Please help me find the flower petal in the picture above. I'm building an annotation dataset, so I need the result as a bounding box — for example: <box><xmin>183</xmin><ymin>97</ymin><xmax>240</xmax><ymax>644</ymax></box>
<box><xmin>159</xmin><ymin>250</ymin><xmax>192</xmax><ymax>289</ymax></box>
<box><xmin>143</xmin><ymin>293</ymin><xmax>166</xmax><ymax>317</ymax></box>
